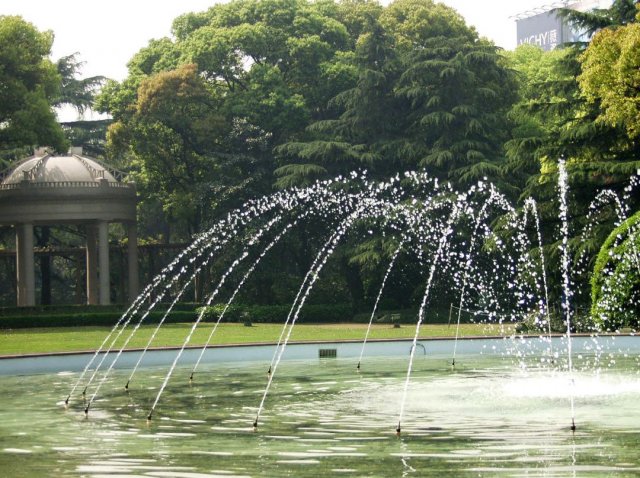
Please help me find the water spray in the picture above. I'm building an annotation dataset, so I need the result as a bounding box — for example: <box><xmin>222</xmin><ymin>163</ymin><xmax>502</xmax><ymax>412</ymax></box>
<box><xmin>188</xmin><ymin>218</ymin><xmax>293</xmax><ymax>382</ymax></box>
<box><xmin>397</xmin><ymin>202</ymin><xmax>461</xmax><ymax>435</ymax></box>
<box><xmin>357</xmin><ymin>238</ymin><xmax>406</xmax><ymax>373</ymax></box>
<box><xmin>254</xmin><ymin>199</ymin><xmax>382</xmax><ymax>428</ymax></box>
<box><xmin>558</xmin><ymin>159</ymin><xmax>577</xmax><ymax>432</ymax></box>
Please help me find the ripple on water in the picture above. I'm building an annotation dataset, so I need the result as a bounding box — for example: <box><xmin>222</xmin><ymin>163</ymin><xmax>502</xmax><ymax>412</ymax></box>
<box><xmin>3</xmin><ymin>448</ymin><xmax>32</xmax><ymax>454</ymax></box>
<box><xmin>141</xmin><ymin>472</ymin><xmax>251</xmax><ymax>478</ymax></box>
<box><xmin>3</xmin><ymin>354</ymin><xmax>640</xmax><ymax>477</ymax></box>
<box><xmin>503</xmin><ymin>373</ymin><xmax>640</xmax><ymax>399</ymax></box>
<box><xmin>276</xmin><ymin>459</ymin><xmax>321</xmax><ymax>465</ymax></box>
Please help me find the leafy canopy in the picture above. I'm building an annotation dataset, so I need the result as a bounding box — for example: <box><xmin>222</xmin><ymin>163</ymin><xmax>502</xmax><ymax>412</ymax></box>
<box><xmin>0</xmin><ymin>15</ymin><xmax>67</xmax><ymax>155</ymax></box>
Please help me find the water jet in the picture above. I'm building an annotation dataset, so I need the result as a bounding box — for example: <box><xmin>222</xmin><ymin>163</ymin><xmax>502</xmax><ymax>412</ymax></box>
<box><xmin>3</xmin><ymin>167</ymin><xmax>640</xmax><ymax>476</ymax></box>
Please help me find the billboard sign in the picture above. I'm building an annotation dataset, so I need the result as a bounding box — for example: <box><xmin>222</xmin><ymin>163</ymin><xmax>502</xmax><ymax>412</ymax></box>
<box><xmin>516</xmin><ymin>9</ymin><xmax>575</xmax><ymax>51</ymax></box>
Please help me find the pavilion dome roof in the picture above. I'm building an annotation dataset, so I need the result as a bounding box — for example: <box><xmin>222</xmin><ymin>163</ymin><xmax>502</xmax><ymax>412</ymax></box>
<box><xmin>0</xmin><ymin>148</ymin><xmax>135</xmax><ymax>226</ymax></box>
<box><xmin>2</xmin><ymin>149</ymin><xmax>121</xmax><ymax>185</ymax></box>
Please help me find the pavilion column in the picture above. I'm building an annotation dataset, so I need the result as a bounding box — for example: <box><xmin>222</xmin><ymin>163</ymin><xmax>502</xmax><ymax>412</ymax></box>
<box><xmin>127</xmin><ymin>222</ymin><xmax>139</xmax><ymax>303</ymax></box>
<box><xmin>86</xmin><ymin>224</ymin><xmax>98</xmax><ymax>305</ymax></box>
<box><xmin>98</xmin><ymin>221</ymin><xmax>110</xmax><ymax>305</ymax></box>
<box><xmin>16</xmin><ymin>223</ymin><xmax>35</xmax><ymax>307</ymax></box>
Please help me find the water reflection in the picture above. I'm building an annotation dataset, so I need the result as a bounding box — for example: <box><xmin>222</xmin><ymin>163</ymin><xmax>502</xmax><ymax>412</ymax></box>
<box><xmin>0</xmin><ymin>355</ymin><xmax>639</xmax><ymax>477</ymax></box>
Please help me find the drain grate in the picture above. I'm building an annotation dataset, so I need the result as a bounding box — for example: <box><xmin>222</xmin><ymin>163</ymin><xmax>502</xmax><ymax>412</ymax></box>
<box><xmin>319</xmin><ymin>348</ymin><xmax>337</xmax><ymax>358</ymax></box>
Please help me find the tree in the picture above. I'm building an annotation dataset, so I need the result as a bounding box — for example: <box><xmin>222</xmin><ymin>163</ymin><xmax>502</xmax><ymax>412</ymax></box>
<box><xmin>557</xmin><ymin>0</ymin><xmax>638</xmax><ymax>39</ymax></box>
<box><xmin>590</xmin><ymin>210</ymin><xmax>640</xmax><ymax>330</ymax></box>
<box><xmin>104</xmin><ymin>64</ymin><xmax>227</xmax><ymax>236</ymax></box>
<box><xmin>54</xmin><ymin>53</ymin><xmax>105</xmax><ymax>115</ymax></box>
<box><xmin>274</xmin><ymin>7</ymin><xmax>398</xmax><ymax>186</ymax></box>
<box><xmin>0</xmin><ymin>15</ymin><xmax>67</xmax><ymax>159</ymax></box>
<box><xmin>53</xmin><ymin>53</ymin><xmax>109</xmax><ymax>157</ymax></box>
<box><xmin>579</xmin><ymin>20</ymin><xmax>640</xmax><ymax>140</ymax></box>
<box><xmin>96</xmin><ymin>0</ymin><xmax>360</xmax><ymax>237</ymax></box>
<box><xmin>505</xmin><ymin>2</ymin><xmax>640</xmax><ymax>198</ymax></box>
<box><xmin>388</xmin><ymin>0</ymin><xmax>517</xmax><ymax>186</ymax></box>
<box><xmin>504</xmin><ymin>4</ymin><xmax>640</xmax><ymax>206</ymax></box>
<box><xmin>276</xmin><ymin>0</ymin><xmax>517</xmax><ymax>188</ymax></box>
<box><xmin>502</xmin><ymin>45</ymin><xmax>567</xmax><ymax>197</ymax></box>
<box><xmin>501</xmin><ymin>2</ymin><xmax>640</xmax><ymax>311</ymax></box>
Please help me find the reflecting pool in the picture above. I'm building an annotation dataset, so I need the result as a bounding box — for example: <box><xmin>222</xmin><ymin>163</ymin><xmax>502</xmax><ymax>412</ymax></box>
<box><xmin>1</xmin><ymin>348</ymin><xmax>640</xmax><ymax>477</ymax></box>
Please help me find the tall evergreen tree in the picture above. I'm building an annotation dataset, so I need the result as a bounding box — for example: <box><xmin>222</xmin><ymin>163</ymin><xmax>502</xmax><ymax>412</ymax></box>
<box><xmin>274</xmin><ymin>8</ymin><xmax>402</xmax><ymax>186</ymax></box>
<box><xmin>276</xmin><ymin>0</ymin><xmax>517</xmax><ymax>188</ymax></box>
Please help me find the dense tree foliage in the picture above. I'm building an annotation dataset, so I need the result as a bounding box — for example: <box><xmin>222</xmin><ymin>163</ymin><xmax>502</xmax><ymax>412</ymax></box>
<box><xmin>0</xmin><ymin>17</ymin><xmax>106</xmax><ymax>164</ymax></box>
<box><xmin>0</xmin><ymin>16</ymin><xmax>67</xmax><ymax>160</ymax></box>
<box><xmin>579</xmin><ymin>20</ymin><xmax>640</xmax><ymax>139</ymax></box>
<box><xmin>92</xmin><ymin>0</ymin><xmax>521</xmax><ymax>311</ymax></box>
<box><xmin>502</xmin><ymin>2</ymin><xmax>640</xmax><ymax>313</ymax></box>
<box><xmin>590</xmin><ymin>211</ymin><xmax>640</xmax><ymax>329</ymax></box>
<box><xmin>54</xmin><ymin>53</ymin><xmax>105</xmax><ymax>115</ymax></box>
<box><xmin>2</xmin><ymin>0</ymin><xmax>640</xmax><ymax>322</ymax></box>
<box><xmin>276</xmin><ymin>0</ymin><xmax>517</xmax><ymax>188</ymax></box>
<box><xmin>97</xmin><ymin>0</ymin><xmax>517</xmax><ymax>235</ymax></box>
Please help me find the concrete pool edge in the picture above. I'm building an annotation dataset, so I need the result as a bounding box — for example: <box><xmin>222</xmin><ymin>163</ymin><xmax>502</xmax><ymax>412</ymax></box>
<box><xmin>0</xmin><ymin>332</ymin><xmax>634</xmax><ymax>359</ymax></box>
<box><xmin>0</xmin><ymin>334</ymin><xmax>510</xmax><ymax>359</ymax></box>
<box><xmin>1</xmin><ymin>334</ymin><xmax>638</xmax><ymax>376</ymax></box>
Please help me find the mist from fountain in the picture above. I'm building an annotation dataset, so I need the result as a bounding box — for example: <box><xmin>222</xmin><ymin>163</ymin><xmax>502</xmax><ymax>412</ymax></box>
<box><xmin>67</xmin><ymin>190</ymin><xmax>294</xmax><ymax>405</ymax></box>
<box><xmin>146</xmin><ymin>220</ymin><xmax>279</xmax><ymax>419</ymax></box>
<box><xmin>451</xmin><ymin>185</ymin><xmax>519</xmax><ymax>367</ymax></box>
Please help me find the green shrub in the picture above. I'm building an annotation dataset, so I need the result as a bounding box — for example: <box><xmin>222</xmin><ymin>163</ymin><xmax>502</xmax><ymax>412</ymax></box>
<box><xmin>0</xmin><ymin>302</ymin><xmax>354</xmax><ymax>329</ymax></box>
<box><xmin>590</xmin><ymin>211</ymin><xmax>640</xmax><ymax>331</ymax></box>
<box><xmin>0</xmin><ymin>310</ymin><xmax>197</xmax><ymax>329</ymax></box>
<box><xmin>197</xmin><ymin>303</ymin><xmax>353</xmax><ymax>323</ymax></box>
<box><xmin>351</xmin><ymin>306</ymin><xmax>454</xmax><ymax>325</ymax></box>
<box><xmin>514</xmin><ymin>307</ymin><xmax>588</xmax><ymax>334</ymax></box>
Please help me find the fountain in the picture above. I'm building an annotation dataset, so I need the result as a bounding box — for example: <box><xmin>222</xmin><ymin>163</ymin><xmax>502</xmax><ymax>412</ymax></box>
<box><xmin>1</xmin><ymin>166</ymin><xmax>640</xmax><ymax>476</ymax></box>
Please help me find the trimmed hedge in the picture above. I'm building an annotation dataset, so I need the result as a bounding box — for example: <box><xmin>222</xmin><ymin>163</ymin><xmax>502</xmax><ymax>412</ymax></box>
<box><xmin>197</xmin><ymin>303</ymin><xmax>353</xmax><ymax>324</ymax></box>
<box><xmin>0</xmin><ymin>302</ymin><xmax>199</xmax><ymax>316</ymax></box>
<box><xmin>0</xmin><ymin>310</ymin><xmax>198</xmax><ymax>329</ymax></box>
<box><xmin>351</xmin><ymin>306</ymin><xmax>454</xmax><ymax>325</ymax></box>
<box><xmin>0</xmin><ymin>303</ymin><xmax>354</xmax><ymax>329</ymax></box>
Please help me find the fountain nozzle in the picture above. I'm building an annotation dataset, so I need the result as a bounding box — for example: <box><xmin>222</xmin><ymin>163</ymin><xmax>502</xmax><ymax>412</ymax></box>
<box><xmin>356</xmin><ymin>362</ymin><xmax>361</xmax><ymax>372</ymax></box>
<box><xmin>124</xmin><ymin>380</ymin><xmax>129</xmax><ymax>391</ymax></box>
<box><xmin>451</xmin><ymin>358</ymin><xmax>456</xmax><ymax>367</ymax></box>
<box><xmin>570</xmin><ymin>419</ymin><xmax>576</xmax><ymax>432</ymax></box>
<box><xmin>396</xmin><ymin>422</ymin><xmax>401</xmax><ymax>436</ymax></box>
<box><xmin>267</xmin><ymin>366</ymin><xmax>271</xmax><ymax>376</ymax></box>
<box><xmin>253</xmin><ymin>420</ymin><xmax>258</xmax><ymax>430</ymax></box>
<box><xmin>84</xmin><ymin>407</ymin><xmax>89</xmax><ymax>417</ymax></box>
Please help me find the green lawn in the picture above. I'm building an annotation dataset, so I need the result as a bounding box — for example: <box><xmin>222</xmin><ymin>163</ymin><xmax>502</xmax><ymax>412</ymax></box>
<box><xmin>0</xmin><ymin>322</ymin><xmax>515</xmax><ymax>355</ymax></box>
